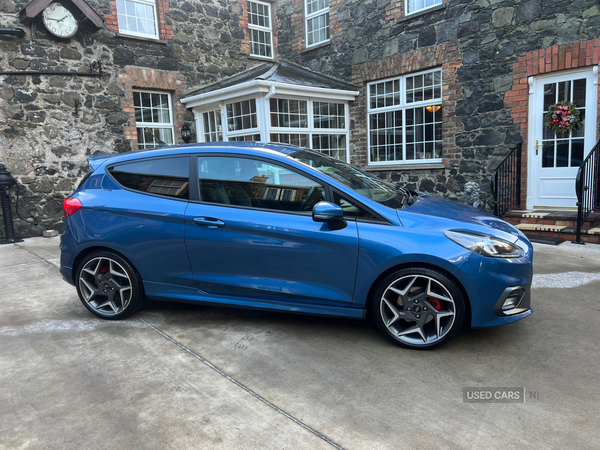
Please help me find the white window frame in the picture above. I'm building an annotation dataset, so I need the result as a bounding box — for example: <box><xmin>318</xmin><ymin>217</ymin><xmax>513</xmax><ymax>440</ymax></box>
<box><xmin>269</xmin><ymin>96</ymin><xmax>350</xmax><ymax>162</ymax></box>
<box><xmin>201</xmin><ymin>109</ymin><xmax>223</xmax><ymax>142</ymax></box>
<box><xmin>367</xmin><ymin>68</ymin><xmax>443</xmax><ymax>166</ymax></box>
<box><xmin>224</xmin><ymin>97</ymin><xmax>262</xmax><ymax>140</ymax></box>
<box><xmin>405</xmin><ymin>0</ymin><xmax>443</xmax><ymax>16</ymax></box>
<box><xmin>196</xmin><ymin>96</ymin><xmax>262</xmax><ymax>143</ymax></box>
<box><xmin>133</xmin><ymin>89</ymin><xmax>174</xmax><ymax>148</ymax></box>
<box><xmin>194</xmin><ymin>94</ymin><xmax>350</xmax><ymax>162</ymax></box>
<box><xmin>247</xmin><ymin>0</ymin><xmax>274</xmax><ymax>59</ymax></box>
<box><xmin>116</xmin><ymin>0</ymin><xmax>159</xmax><ymax>40</ymax></box>
<box><xmin>305</xmin><ymin>0</ymin><xmax>329</xmax><ymax>48</ymax></box>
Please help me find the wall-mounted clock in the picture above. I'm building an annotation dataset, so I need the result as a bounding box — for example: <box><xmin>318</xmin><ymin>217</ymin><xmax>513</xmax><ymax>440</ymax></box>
<box><xmin>42</xmin><ymin>3</ymin><xmax>79</xmax><ymax>38</ymax></box>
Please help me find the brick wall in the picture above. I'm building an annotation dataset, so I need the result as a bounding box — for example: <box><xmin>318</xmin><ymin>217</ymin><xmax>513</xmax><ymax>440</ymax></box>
<box><xmin>118</xmin><ymin>67</ymin><xmax>189</xmax><ymax>149</ymax></box>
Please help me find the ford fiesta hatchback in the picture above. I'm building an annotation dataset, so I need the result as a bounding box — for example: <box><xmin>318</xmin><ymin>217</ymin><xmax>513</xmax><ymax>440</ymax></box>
<box><xmin>60</xmin><ymin>142</ymin><xmax>533</xmax><ymax>350</ymax></box>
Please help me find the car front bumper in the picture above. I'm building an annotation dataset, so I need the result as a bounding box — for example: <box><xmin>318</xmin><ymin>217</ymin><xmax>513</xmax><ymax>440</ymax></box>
<box><xmin>452</xmin><ymin>242</ymin><xmax>534</xmax><ymax>328</ymax></box>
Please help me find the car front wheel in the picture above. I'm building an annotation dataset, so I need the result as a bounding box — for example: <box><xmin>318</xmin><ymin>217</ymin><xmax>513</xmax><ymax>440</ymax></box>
<box><xmin>76</xmin><ymin>251</ymin><xmax>144</xmax><ymax>320</ymax></box>
<box><xmin>372</xmin><ymin>267</ymin><xmax>465</xmax><ymax>350</ymax></box>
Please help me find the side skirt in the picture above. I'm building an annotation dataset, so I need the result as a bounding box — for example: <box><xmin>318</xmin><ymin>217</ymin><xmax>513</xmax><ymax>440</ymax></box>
<box><xmin>143</xmin><ymin>281</ymin><xmax>366</xmax><ymax>319</ymax></box>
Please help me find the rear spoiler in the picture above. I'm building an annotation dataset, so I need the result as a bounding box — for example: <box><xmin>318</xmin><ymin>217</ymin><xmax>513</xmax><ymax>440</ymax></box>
<box><xmin>87</xmin><ymin>143</ymin><xmax>171</xmax><ymax>171</ymax></box>
<box><xmin>87</xmin><ymin>153</ymin><xmax>118</xmax><ymax>171</ymax></box>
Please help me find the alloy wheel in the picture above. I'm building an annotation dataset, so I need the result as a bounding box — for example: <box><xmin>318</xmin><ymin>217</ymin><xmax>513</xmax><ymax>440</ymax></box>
<box><xmin>380</xmin><ymin>274</ymin><xmax>456</xmax><ymax>346</ymax></box>
<box><xmin>78</xmin><ymin>257</ymin><xmax>133</xmax><ymax>316</ymax></box>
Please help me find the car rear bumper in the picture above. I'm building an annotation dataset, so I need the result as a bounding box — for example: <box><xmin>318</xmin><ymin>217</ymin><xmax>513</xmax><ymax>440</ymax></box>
<box><xmin>59</xmin><ymin>228</ymin><xmax>75</xmax><ymax>286</ymax></box>
<box><xmin>60</xmin><ymin>264</ymin><xmax>75</xmax><ymax>285</ymax></box>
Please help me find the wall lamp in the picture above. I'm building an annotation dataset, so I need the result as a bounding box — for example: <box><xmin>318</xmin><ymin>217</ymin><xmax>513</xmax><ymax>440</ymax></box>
<box><xmin>181</xmin><ymin>123</ymin><xmax>192</xmax><ymax>143</ymax></box>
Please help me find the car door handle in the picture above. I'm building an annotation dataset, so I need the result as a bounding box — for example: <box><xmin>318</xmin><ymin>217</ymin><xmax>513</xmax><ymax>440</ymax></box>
<box><xmin>193</xmin><ymin>217</ymin><xmax>226</xmax><ymax>228</ymax></box>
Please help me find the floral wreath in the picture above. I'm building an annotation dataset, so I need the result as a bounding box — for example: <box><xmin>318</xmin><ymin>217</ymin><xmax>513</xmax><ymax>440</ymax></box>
<box><xmin>544</xmin><ymin>101</ymin><xmax>581</xmax><ymax>134</ymax></box>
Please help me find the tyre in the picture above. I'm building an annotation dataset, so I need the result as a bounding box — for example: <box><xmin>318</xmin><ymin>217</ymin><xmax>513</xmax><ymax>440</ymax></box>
<box><xmin>371</xmin><ymin>267</ymin><xmax>465</xmax><ymax>350</ymax></box>
<box><xmin>75</xmin><ymin>250</ymin><xmax>144</xmax><ymax>320</ymax></box>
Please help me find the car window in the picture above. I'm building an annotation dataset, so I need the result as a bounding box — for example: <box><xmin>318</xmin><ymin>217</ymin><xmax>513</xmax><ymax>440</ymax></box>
<box><xmin>293</xmin><ymin>150</ymin><xmax>407</xmax><ymax>209</ymax></box>
<box><xmin>333</xmin><ymin>191</ymin><xmax>378</xmax><ymax>220</ymax></box>
<box><xmin>198</xmin><ymin>156</ymin><xmax>325</xmax><ymax>213</ymax></box>
<box><xmin>108</xmin><ymin>157</ymin><xmax>190</xmax><ymax>199</ymax></box>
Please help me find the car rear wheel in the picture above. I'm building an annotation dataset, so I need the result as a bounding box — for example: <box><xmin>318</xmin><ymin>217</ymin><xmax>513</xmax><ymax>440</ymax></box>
<box><xmin>76</xmin><ymin>251</ymin><xmax>144</xmax><ymax>320</ymax></box>
<box><xmin>372</xmin><ymin>267</ymin><xmax>465</xmax><ymax>350</ymax></box>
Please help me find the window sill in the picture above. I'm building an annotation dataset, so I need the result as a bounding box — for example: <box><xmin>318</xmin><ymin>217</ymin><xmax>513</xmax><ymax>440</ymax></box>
<box><xmin>116</xmin><ymin>32</ymin><xmax>168</xmax><ymax>45</ymax></box>
<box><xmin>248</xmin><ymin>54</ymin><xmax>275</xmax><ymax>62</ymax></box>
<box><xmin>364</xmin><ymin>162</ymin><xmax>446</xmax><ymax>171</ymax></box>
<box><xmin>299</xmin><ymin>40</ymin><xmax>331</xmax><ymax>54</ymax></box>
<box><xmin>397</xmin><ymin>3</ymin><xmax>447</xmax><ymax>23</ymax></box>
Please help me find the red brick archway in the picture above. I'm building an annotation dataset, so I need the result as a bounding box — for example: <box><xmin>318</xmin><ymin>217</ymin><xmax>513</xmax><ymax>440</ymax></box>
<box><xmin>504</xmin><ymin>40</ymin><xmax>600</xmax><ymax>207</ymax></box>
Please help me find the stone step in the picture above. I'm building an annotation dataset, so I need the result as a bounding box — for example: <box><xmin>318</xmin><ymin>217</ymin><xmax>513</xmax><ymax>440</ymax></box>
<box><xmin>504</xmin><ymin>209</ymin><xmax>600</xmax><ymax>228</ymax></box>
<box><xmin>524</xmin><ymin>234</ymin><xmax>566</xmax><ymax>245</ymax></box>
<box><xmin>515</xmin><ymin>223</ymin><xmax>600</xmax><ymax>244</ymax></box>
<box><xmin>502</xmin><ymin>209</ymin><xmax>600</xmax><ymax>244</ymax></box>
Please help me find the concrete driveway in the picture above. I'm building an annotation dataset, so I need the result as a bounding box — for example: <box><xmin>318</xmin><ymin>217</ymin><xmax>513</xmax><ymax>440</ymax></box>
<box><xmin>1</xmin><ymin>237</ymin><xmax>599</xmax><ymax>450</ymax></box>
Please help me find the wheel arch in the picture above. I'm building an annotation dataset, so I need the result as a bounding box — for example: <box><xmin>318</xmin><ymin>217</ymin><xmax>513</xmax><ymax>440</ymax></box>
<box><xmin>72</xmin><ymin>245</ymin><xmax>141</xmax><ymax>285</ymax></box>
<box><xmin>364</xmin><ymin>261</ymin><xmax>472</xmax><ymax>327</ymax></box>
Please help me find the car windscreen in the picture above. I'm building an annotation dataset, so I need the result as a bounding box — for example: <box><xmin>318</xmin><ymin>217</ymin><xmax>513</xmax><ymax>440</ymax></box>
<box><xmin>292</xmin><ymin>150</ymin><xmax>407</xmax><ymax>209</ymax></box>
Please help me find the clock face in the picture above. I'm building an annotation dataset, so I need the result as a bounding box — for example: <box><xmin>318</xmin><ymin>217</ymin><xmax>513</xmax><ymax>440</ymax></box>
<box><xmin>42</xmin><ymin>3</ymin><xmax>79</xmax><ymax>38</ymax></box>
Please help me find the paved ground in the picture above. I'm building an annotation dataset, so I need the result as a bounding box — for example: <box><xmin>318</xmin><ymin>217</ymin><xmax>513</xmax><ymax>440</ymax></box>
<box><xmin>1</xmin><ymin>237</ymin><xmax>599</xmax><ymax>450</ymax></box>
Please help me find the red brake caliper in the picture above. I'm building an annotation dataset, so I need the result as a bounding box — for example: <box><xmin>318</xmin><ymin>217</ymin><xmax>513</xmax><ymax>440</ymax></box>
<box><xmin>428</xmin><ymin>298</ymin><xmax>442</xmax><ymax>311</ymax></box>
<box><xmin>94</xmin><ymin>267</ymin><xmax>108</xmax><ymax>286</ymax></box>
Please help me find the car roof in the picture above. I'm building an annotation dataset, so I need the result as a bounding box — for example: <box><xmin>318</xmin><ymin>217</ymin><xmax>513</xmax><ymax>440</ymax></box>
<box><xmin>87</xmin><ymin>142</ymin><xmax>304</xmax><ymax>169</ymax></box>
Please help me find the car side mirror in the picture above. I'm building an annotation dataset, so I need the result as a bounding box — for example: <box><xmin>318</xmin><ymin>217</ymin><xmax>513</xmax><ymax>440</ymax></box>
<box><xmin>312</xmin><ymin>201</ymin><xmax>344</xmax><ymax>223</ymax></box>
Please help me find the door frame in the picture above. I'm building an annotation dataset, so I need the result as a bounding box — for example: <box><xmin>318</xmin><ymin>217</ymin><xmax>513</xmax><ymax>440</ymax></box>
<box><xmin>526</xmin><ymin>66</ymin><xmax>599</xmax><ymax>210</ymax></box>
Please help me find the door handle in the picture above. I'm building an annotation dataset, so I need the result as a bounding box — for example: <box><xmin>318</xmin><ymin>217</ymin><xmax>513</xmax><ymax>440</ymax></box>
<box><xmin>193</xmin><ymin>217</ymin><xmax>226</xmax><ymax>228</ymax></box>
<box><xmin>536</xmin><ymin>140</ymin><xmax>539</xmax><ymax>155</ymax></box>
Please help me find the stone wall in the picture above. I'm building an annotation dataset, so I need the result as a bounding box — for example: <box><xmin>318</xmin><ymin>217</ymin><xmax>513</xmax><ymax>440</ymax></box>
<box><xmin>0</xmin><ymin>0</ymin><xmax>252</xmax><ymax>238</ymax></box>
<box><xmin>2</xmin><ymin>0</ymin><xmax>600</xmax><ymax>239</ymax></box>
<box><xmin>274</xmin><ymin>0</ymin><xmax>600</xmax><ymax>204</ymax></box>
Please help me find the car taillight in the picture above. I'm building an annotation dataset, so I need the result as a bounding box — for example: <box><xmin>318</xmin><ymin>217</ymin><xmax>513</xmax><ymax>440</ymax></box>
<box><xmin>63</xmin><ymin>197</ymin><xmax>83</xmax><ymax>217</ymax></box>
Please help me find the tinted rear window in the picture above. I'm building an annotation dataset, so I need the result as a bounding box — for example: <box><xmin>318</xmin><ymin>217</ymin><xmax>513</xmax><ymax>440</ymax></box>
<box><xmin>109</xmin><ymin>157</ymin><xmax>190</xmax><ymax>199</ymax></box>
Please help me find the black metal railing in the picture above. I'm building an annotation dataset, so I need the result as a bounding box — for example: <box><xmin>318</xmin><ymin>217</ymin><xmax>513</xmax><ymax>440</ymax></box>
<box><xmin>575</xmin><ymin>139</ymin><xmax>600</xmax><ymax>243</ymax></box>
<box><xmin>491</xmin><ymin>144</ymin><xmax>522</xmax><ymax>218</ymax></box>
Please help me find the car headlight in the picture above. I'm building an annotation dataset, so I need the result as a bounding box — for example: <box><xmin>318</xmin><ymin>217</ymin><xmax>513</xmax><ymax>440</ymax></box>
<box><xmin>444</xmin><ymin>230</ymin><xmax>523</xmax><ymax>258</ymax></box>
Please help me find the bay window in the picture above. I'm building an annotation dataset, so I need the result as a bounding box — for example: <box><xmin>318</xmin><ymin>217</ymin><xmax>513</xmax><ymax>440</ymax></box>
<box><xmin>196</xmin><ymin>97</ymin><xmax>349</xmax><ymax>161</ymax></box>
<box><xmin>183</xmin><ymin>63</ymin><xmax>357</xmax><ymax>163</ymax></box>
<box><xmin>202</xmin><ymin>110</ymin><xmax>222</xmax><ymax>142</ymax></box>
<box><xmin>269</xmin><ymin>98</ymin><xmax>349</xmax><ymax>161</ymax></box>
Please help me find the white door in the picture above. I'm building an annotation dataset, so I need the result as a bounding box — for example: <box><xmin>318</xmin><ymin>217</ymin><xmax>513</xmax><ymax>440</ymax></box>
<box><xmin>529</xmin><ymin>69</ymin><xmax>597</xmax><ymax>209</ymax></box>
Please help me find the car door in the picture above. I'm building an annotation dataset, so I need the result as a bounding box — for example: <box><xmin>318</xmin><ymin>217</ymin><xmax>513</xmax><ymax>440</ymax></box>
<box><xmin>98</xmin><ymin>155</ymin><xmax>193</xmax><ymax>289</ymax></box>
<box><xmin>184</xmin><ymin>154</ymin><xmax>359</xmax><ymax>306</ymax></box>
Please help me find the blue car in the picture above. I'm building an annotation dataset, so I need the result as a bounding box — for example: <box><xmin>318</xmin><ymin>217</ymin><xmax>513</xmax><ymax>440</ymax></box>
<box><xmin>60</xmin><ymin>143</ymin><xmax>533</xmax><ymax>350</ymax></box>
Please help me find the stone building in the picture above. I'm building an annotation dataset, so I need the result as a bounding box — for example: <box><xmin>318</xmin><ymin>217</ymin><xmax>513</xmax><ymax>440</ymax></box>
<box><xmin>1</xmin><ymin>0</ymin><xmax>599</xmax><ymax>239</ymax></box>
